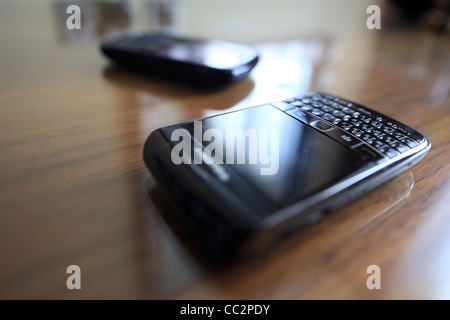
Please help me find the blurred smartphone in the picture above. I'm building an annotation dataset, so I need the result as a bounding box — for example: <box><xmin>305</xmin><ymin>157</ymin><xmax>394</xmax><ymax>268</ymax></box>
<box><xmin>143</xmin><ymin>92</ymin><xmax>431</xmax><ymax>259</ymax></box>
<box><xmin>100</xmin><ymin>32</ymin><xmax>259</xmax><ymax>87</ymax></box>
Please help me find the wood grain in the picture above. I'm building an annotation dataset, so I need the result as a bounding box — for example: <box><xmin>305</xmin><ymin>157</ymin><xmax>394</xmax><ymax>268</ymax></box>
<box><xmin>0</xmin><ymin>2</ymin><xmax>449</xmax><ymax>299</ymax></box>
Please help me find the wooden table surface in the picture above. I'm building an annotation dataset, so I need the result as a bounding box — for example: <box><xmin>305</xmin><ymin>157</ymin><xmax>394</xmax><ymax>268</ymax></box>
<box><xmin>1</xmin><ymin>1</ymin><xmax>449</xmax><ymax>299</ymax></box>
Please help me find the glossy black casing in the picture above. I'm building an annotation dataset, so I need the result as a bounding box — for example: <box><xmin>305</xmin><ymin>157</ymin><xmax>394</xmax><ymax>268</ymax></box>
<box><xmin>101</xmin><ymin>32</ymin><xmax>259</xmax><ymax>88</ymax></box>
<box><xmin>143</xmin><ymin>93</ymin><xmax>431</xmax><ymax>259</ymax></box>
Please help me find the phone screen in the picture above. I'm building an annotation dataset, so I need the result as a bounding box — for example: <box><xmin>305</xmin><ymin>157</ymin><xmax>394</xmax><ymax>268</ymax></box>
<box><xmin>165</xmin><ymin>105</ymin><xmax>373</xmax><ymax>212</ymax></box>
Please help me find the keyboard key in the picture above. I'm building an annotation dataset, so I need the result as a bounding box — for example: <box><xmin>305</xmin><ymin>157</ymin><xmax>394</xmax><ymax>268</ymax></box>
<box><xmin>300</xmin><ymin>105</ymin><xmax>313</xmax><ymax>112</ymax></box>
<box><xmin>361</xmin><ymin>124</ymin><xmax>373</xmax><ymax>133</ymax></box>
<box><xmin>332</xmin><ymin>118</ymin><xmax>342</xmax><ymax>125</ymax></box>
<box><xmin>322</xmin><ymin>113</ymin><xmax>335</xmax><ymax>122</ymax></box>
<box><xmin>350</xmin><ymin>128</ymin><xmax>364</xmax><ymax>137</ymax></box>
<box><xmin>372</xmin><ymin>130</ymin><xmax>385</xmax><ymax>138</ymax></box>
<box><xmin>322</xmin><ymin>106</ymin><xmax>334</xmax><ymax>113</ymax></box>
<box><xmin>399</xmin><ymin>136</ymin><xmax>419</xmax><ymax>148</ymax></box>
<box><xmin>342</xmin><ymin>107</ymin><xmax>354</xmax><ymax>115</ymax></box>
<box><xmin>361</xmin><ymin>134</ymin><xmax>375</xmax><ymax>142</ymax></box>
<box><xmin>332</xmin><ymin>103</ymin><xmax>345</xmax><ymax>111</ymax></box>
<box><xmin>380</xmin><ymin>136</ymin><xmax>396</xmax><ymax>144</ymax></box>
<box><xmin>311</xmin><ymin>109</ymin><xmax>324</xmax><ymax>116</ymax></box>
<box><xmin>348</xmin><ymin>118</ymin><xmax>360</xmax><ymax>125</ymax></box>
<box><xmin>392</xmin><ymin>124</ymin><xmax>426</xmax><ymax>144</ymax></box>
<box><xmin>393</xmin><ymin>132</ymin><xmax>406</xmax><ymax>140</ymax></box>
<box><xmin>322</xmin><ymin>99</ymin><xmax>333</xmax><ymax>105</ymax></box>
<box><xmin>378</xmin><ymin>145</ymin><xmax>400</xmax><ymax>158</ymax></box>
<box><xmin>341</xmin><ymin>123</ymin><xmax>353</xmax><ymax>131</ymax></box>
<box><xmin>356</xmin><ymin>114</ymin><xmax>369</xmax><ymax>121</ymax></box>
<box><xmin>389</xmin><ymin>141</ymin><xmax>410</xmax><ymax>153</ymax></box>
<box><xmin>342</xmin><ymin>115</ymin><xmax>351</xmax><ymax>121</ymax></box>
<box><xmin>382</xmin><ymin>126</ymin><xmax>395</xmax><ymax>134</ymax></box>
<box><xmin>370</xmin><ymin>121</ymin><xmax>382</xmax><ymax>129</ymax></box>
<box><xmin>370</xmin><ymin>140</ymin><xmax>386</xmax><ymax>149</ymax></box>
<box><xmin>332</xmin><ymin>110</ymin><xmax>346</xmax><ymax>118</ymax></box>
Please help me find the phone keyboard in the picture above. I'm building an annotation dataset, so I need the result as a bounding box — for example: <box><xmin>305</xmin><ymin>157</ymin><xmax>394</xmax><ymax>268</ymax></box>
<box><xmin>272</xmin><ymin>93</ymin><xmax>427</xmax><ymax>161</ymax></box>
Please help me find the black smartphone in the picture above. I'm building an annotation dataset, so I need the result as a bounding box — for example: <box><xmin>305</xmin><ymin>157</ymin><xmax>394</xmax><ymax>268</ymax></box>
<box><xmin>143</xmin><ymin>92</ymin><xmax>431</xmax><ymax>259</ymax></box>
<box><xmin>100</xmin><ymin>32</ymin><xmax>259</xmax><ymax>88</ymax></box>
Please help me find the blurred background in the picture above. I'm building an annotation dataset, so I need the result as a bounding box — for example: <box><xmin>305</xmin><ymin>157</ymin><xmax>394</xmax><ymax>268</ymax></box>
<box><xmin>0</xmin><ymin>0</ymin><xmax>449</xmax><ymax>299</ymax></box>
<box><xmin>51</xmin><ymin>0</ymin><xmax>450</xmax><ymax>42</ymax></box>
<box><xmin>4</xmin><ymin>0</ymin><xmax>449</xmax><ymax>113</ymax></box>
<box><xmin>49</xmin><ymin>0</ymin><xmax>449</xmax><ymax>117</ymax></box>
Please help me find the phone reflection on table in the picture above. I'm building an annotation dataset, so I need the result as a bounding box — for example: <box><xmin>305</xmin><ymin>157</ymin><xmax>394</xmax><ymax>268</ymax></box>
<box><xmin>142</xmin><ymin>166</ymin><xmax>414</xmax><ymax>298</ymax></box>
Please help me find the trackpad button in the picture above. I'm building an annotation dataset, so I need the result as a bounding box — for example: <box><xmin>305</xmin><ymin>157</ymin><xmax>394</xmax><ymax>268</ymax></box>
<box><xmin>311</xmin><ymin>120</ymin><xmax>334</xmax><ymax>131</ymax></box>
